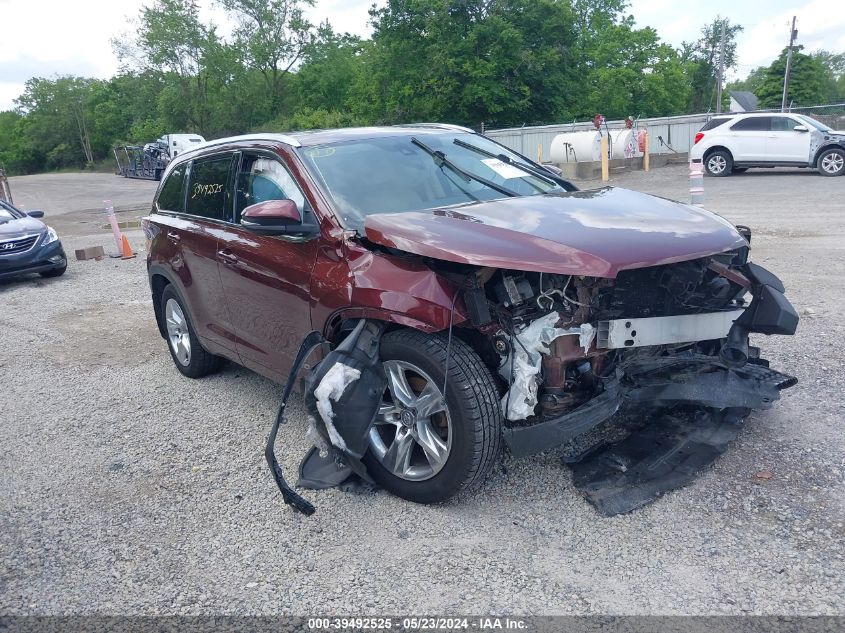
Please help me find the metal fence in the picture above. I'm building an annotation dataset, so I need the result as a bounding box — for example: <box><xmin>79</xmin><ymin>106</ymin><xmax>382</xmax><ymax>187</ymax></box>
<box><xmin>485</xmin><ymin>104</ymin><xmax>845</xmax><ymax>163</ymax></box>
<box><xmin>761</xmin><ymin>102</ymin><xmax>845</xmax><ymax>129</ymax></box>
<box><xmin>485</xmin><ymin>113</ymin><xmax>711</xmax><ymax>161</ymax></box>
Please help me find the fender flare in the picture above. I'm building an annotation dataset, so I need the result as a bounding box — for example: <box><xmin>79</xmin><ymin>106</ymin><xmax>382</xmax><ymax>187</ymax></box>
<box><xmin>812</xmin><ymin>140</ymin><xmax>845</xmax><ymax>167</ymax></box>
<box><xmin>322</xmin><ymin>306</ymin><xmax>461</xmax><ymax>344</ymax></box>
<box><xmin>147</xmin><ymin>263</ymin><xmax>195</xmax><ymax>339</ymax></box>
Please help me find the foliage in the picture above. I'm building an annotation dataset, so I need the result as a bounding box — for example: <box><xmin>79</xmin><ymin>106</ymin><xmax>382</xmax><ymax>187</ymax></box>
<box><xmin>1</xmin><ymin>0</ymin><xmax>842</xmax><ymax>175</ymax></box>
<box><xmin>757</xmin><ymin>46</ymin><xmax>829</xmax><ymax>108</ymax></box>
<box><xmin>680</xmin><ymin>17</ymin><xmax>743</xmax><ymax>113</ymax></box>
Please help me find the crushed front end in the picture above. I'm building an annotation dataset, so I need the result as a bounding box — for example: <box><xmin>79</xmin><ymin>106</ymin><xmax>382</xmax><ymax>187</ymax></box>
<box><xmin>441</xmin><ymin>238</ymin><xmax>798</xmax><ymax>513</ymax></box>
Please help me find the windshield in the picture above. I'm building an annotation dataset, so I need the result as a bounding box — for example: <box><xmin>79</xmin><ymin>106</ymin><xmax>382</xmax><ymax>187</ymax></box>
<box><xmin>798</xmin><ymin>115</ymin><xmax>832</xmax><ymax>132</ymax></box>
<box><xmin>0</xmin><ymin>201</ymin><xmax>23</xmax><ymax>221</ymax></box>
<box><xmin>299</xmin><ymin>132</ymin><xmax>565</xmax><ymax>230</ymax></box>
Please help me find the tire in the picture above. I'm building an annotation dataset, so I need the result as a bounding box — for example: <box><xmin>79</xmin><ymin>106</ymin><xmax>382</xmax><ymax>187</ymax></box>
<box><xmin>40</xmin><ymin>264</ymin><xmax>67</xmax><ymax>278</ymax></box>
<box><xmin>817</xmin><ymin>147</ymin><xmax>845</xmax><ymax>177</ymax></box>
<box><xmin>362</xmin><ymin>329</ymin><xmax>502</xmax><ymax>504</ymax></box>
<box><xmin>160</xmin><ymin>284</ymin><xmax>224</xmax><ymax>378</ymax></box>
<box><xmin>704</xmin><ymin>149</ymin><xmax>733</xmax><ymax>177</ymax></box>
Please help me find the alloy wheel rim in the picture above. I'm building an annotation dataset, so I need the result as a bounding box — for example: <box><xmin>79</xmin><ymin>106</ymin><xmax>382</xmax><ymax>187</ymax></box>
<box><xmin>368</xmin><ymin>360</ymin><xmax>452</xmax><ymax>481</ymax></box>
<box><xmin>708</xmin><ymin>155</ymin><xmax>726</xmax><ymax>173</ymax></box>
<box><xmin>821</xmin><ymin>153</ymin><xmax>843</xmax><ymax>174</ymax></box>
<box><xmin>165</xmin><ymin>298</ymin><xmax>191</xmax><ymax>366</ymax></box>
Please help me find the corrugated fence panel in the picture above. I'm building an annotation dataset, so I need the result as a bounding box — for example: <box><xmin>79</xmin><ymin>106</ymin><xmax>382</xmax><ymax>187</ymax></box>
<box><xmin>486</xmin><ymin>114</ymin><xmax>712</xmax><ymax>160</ymax></box>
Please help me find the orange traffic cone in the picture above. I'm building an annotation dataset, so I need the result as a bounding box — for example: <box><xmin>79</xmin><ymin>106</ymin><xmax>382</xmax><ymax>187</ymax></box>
<box><xmin>120</xmin><ymin>234</ymin><xmax>136</xmax><ymax>259</ymax></box>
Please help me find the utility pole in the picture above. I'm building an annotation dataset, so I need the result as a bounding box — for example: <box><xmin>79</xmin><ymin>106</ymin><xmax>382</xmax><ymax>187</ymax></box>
<box><xmin>781</xmin><ymin>16</ymin><xmax>797</xmax><ymax>112</ymax></box>
<box><xmin>715</xmin><ymin>20</ymin><xmax>727</xmax><ymax>113</ymax></box>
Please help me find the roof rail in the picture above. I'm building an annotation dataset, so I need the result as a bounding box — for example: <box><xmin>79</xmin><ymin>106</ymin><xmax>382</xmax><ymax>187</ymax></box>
<box><xmin>401</xmin><ymin>123</ymin><xmax>475</xmax><ymax>134</ymax></box>
<box><xmin>178</xmin><ymin>133</ymin><xmax>302</xmax><ymax>160</ymax></box>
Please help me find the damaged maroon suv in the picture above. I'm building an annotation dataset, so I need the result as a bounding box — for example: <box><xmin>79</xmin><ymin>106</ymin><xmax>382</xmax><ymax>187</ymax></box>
<box><xmin>143</xmin><ymin>125</ymin><xmax>798</xmax><ymax>515</ymax></box>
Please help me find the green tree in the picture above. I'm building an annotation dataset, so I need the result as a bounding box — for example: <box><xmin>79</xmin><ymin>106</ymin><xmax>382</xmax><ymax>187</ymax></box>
<box><xmin>221</xmin><ymin>0</ymin><xmax>317</xmax><ymax>113</ymax></box>
<box><xmin>682</xmin><ymin>16</ymin><xmax>743</xmax><ymax>112</ymax></box>
<box><xmin>811</xmin><ymin>50</ymin><xmax>845</xmax><ymax>102</ymax></box>
<box><xmin>118</xmin><ymin>0</ymin><xmax>228</xmax><ymax>135</ymax></box>
<box><xmin>15</xmin><ymin>76</ymin><xmax>100</xmax><ymax>167</ymax></box>
<box><xmin>757</xmin><ymin>46</ymin><xmax>829</xmax><ymax>108</ymax></box>
<box><xmin>725</xmin><ymin>66</ymin><xmax>767</xmax><ymax>98</ymax></box>
<box><xmin>294</xmin><ymin>22</ymin><xmax>365</xmax><ymax>113</ymax></box>
<box><xmin>363</xmin><ymin>0</ymin><xmax>577</xmax><ymax>127</ymax></box>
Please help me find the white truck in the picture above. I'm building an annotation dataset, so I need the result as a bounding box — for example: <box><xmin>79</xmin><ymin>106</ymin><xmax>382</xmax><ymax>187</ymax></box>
<box><xmin>114</xmin><ymin>133</ymin><xmax>206</xmax><ymax>180</ymax></box>
<box><xmin>156</xmin><ymin>133</ymin><xmax>206</xmax><ymax>158</ymax></box>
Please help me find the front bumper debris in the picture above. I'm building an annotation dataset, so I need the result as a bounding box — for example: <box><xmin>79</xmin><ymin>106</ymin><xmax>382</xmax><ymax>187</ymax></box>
<box><xmin>570</xmin><ymin>406</ymin><xmax>751</xmax><ymax>516</ymax></box>
<box><xmin>504</xmin><ymin>353</ymin><xmax>796</xmax><ymax>458</ymax></box>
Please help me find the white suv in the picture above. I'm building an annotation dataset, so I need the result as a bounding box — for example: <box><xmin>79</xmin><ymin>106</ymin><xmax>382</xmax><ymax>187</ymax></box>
<box><xmin>690</xmin><ymin>112</ymin><xmax>845</xmax><ymax>177</ymax></box>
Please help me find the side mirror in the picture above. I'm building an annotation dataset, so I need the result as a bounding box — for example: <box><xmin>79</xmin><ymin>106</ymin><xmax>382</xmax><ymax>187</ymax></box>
<box><xmin>241</xmin><ymin>199</ymin><xmax>318</xmax><ymax>237</ymax></box>
<box><xmin>27</xmin><ymin>210</ymin><xmax>45</xmax><ymax>218</ymax></box>
<box><xmin>793</xmin><ymin>125</ymin><xmax>809</xmax><ymax>132</ymax></box>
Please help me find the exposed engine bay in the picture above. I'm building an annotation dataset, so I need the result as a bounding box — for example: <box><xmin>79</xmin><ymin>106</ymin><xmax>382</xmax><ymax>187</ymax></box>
<box><xmin>267</xmin><ymin>232</ymin><xmax>799</xmax><ymax>517</ymax></box>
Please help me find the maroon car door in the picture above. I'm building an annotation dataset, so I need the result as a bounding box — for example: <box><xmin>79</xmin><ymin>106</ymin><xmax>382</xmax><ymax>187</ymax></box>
<box><xmin>152</xmin><ymin>157</ymin><xmax>238</xmax><ymax>354</ymax></box>
<box><xmin>216</xmin><ymin>151</ymin><xmax>319</xmax><ymax>382</ymax></box>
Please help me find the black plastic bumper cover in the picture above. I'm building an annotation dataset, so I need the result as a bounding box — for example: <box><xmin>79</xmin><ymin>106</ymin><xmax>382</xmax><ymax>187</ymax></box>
<box><xmin>503</xmin><ymin>354</ymin><xmax>796</xmax><ymax>459</ymax></box>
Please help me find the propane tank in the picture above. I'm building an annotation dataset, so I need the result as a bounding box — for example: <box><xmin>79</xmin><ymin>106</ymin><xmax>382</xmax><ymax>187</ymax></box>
<box><xmin>637</xmin><ymin>129</ymin><xmax>647</xmax><ymax>153</ymax></box>
<box><xmin>689</xmin><ymin>159</ymin><xmax>704</xmax><ymax>207</ymax></box>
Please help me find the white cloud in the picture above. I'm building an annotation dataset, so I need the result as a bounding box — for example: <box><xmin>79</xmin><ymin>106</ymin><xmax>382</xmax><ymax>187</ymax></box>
<box><xmin>737</xmin><ymin>0</ymin><xmax>845</xmax><ymax>70</ymax></box>
<box><xmin>0</xmin><ymin>0</ymin><xmax>376</xmax><ymax>109</ymax></box>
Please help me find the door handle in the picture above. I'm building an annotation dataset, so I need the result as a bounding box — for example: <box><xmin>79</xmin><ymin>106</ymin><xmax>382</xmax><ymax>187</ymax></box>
<box><xmin>217</xmin><ymin>249</ymin><xmax>239</xmax><ymax>266</ymax></box>
<box><xmin>166</xmin><ymin>231</ymin><xmax>181</xmax><ymax>243</ymax></box>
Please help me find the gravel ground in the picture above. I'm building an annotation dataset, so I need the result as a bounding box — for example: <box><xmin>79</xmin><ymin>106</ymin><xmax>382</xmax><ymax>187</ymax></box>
<box><xmin>1</xmin><ymin>167</ymin><xmax>843</xmax><ymax>616</ymax></box>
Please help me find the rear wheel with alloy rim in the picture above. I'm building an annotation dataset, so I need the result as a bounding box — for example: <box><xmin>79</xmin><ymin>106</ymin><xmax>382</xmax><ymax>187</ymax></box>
<box><xmin>704</xmin><ymin>149</ymin><xmax>733</xmax><ymax>177</ymax></box>
<box><xmin>160</xmin><ymin>285</ymin><xmax>223</xmax><ymax>378</ymax></box>
<box><xmin>363</xmin><ymin>329</ymin><xmax>502</xmax><ymax>503</ymax></box>
<box><xmin>818</xmin><ymin>147</ymin><xmax>845</xmax><ymax>176</ymax></box>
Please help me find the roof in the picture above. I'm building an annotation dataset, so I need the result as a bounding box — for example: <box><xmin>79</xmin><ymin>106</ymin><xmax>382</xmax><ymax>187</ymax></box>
<box><xmin>288</xmin><ymin>123</ymin><xmax>475</xmax><ymax>147</ymax></box>
<box><xmin>183</xmin><ymin>124</ymin><xmax>476</xmax><ymax>157</ymax></box>
<box><xmin>729</xmin><ymin>91</ymin><xmax>759</xmax><ymax>112</ymax></box>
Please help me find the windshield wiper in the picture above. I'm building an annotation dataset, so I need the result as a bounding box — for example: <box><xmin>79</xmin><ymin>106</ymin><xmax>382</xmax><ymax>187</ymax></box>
<box><xmin>411</xmin><ymin>137</ymin><xmax>518</xmax><ymax>198</ymax></box>
<box><xmin>453</xmin><ymin>138</ymin><xmax>573</xmax><ymax>190</ymax></box>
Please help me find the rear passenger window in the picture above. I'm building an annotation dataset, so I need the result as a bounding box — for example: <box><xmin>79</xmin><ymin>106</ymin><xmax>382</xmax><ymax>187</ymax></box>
<box><xmin>730</xmin><ymin>117</ymin><xmax>770</xmax><ymax>131</ymax></box>
<box><xmin>157</xmin><ymin>164</ymin><xmax>186</xmax><ymax>212</ymax></box>
<box><xmin>186</xmin><ymin>155</ymin><xmax>234</xmax><ymax>221</ymax></box>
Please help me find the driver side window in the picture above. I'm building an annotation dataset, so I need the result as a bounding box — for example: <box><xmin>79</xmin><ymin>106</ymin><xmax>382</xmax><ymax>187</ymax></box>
<box><xmin>235</xmin><ymin>154</ymin><xmax>306</xmax><ymax>223</ymax></box>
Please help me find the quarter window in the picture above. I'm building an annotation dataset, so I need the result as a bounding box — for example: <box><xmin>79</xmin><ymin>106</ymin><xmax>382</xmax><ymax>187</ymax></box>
<box><xmin>700</xmin><ymin>117</ymin><xmax>731</xmax><ymax>131</ymax></box>
<box><xmin>235</xmin><ymin>155</ymin><xmax>306</xmax><ymax>223</ymax></box>
<box><xmin>186</xmin><ymin>155</ymin><xmax>234</xmax><ymax>221</ymax></box>
<box><xmin>730</xmin><ymin>117</ymin><xmax>771</xmax><ymax>132</ymax></box>
<box><xmin>156</xmin><ymin>163</ymin><xmax>186</xmax><ymax>212</ymax></box>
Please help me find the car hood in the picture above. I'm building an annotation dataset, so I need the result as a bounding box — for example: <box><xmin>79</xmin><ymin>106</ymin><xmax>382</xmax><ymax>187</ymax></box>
<box><xmin>0</xmin><ymin>216</ymin><xmax>45</xmax><ymax>239</ymax></box>
<box><xmin>364</xmin><ymin>187</ymin><xmax>748</xmax><ymax>278</ymax></box>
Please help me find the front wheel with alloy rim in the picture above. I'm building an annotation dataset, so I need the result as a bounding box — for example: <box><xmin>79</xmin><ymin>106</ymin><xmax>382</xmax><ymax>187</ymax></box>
<box><xmin>818</xmin><ymin>147</ymin><xmax>845</xmax><ymax>177</ymax></box>
<box><xmin>704</xmin><ymin>149</ymin><xmax>733</xmax><ymax>177</ymax></box>
<box><xmin>160</xmin><ymin>285</ymin><xmax>224</xmax><ymax>378</ymax></box>
<box><xmin>362</xmin><ymin>329</ymin><xmax>502</xmax><ymax>504</ymax></box>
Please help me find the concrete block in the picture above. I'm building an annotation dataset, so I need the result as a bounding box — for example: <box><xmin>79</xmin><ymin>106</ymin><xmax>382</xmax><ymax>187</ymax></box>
<box><xmin>75</xmin><ymin>245</ymin><xmax>105</xmax><ymax>261</ymax></box>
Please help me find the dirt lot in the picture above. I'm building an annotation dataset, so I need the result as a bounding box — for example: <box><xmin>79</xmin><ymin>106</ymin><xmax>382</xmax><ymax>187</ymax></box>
<box><xmin>1</xmin><ymin>166</ymin><xmax>843</xmax><ymax>616</ymax></box>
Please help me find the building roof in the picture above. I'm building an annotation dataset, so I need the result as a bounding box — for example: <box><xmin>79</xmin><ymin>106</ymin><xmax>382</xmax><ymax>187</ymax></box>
<box><xmin>729</xmin><ymin>91</ymin><xmax>759</xmax><ymax>112</ymax></box>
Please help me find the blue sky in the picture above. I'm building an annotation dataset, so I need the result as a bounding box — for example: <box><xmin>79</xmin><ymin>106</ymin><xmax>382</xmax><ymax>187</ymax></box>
<box><xmin>1</xmin><ymin>0</ymin><xmax>843</xmax><ymax>110</ymax></box>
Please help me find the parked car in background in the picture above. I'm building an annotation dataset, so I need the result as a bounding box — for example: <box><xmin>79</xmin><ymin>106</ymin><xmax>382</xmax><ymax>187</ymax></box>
<box><xmin>691</xmin><ymin>112</ymin><xmax>845</xmax><ymax>177</ymax></box>
<box><xmin>0</xmin><ymin>201</ymin><xmax>66</xmax><ymax>281</ymax></box>
<box><xmin>143</xmin><ymin>126</ymin><xmax>797</xmax><ymax>505</ymax></box>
